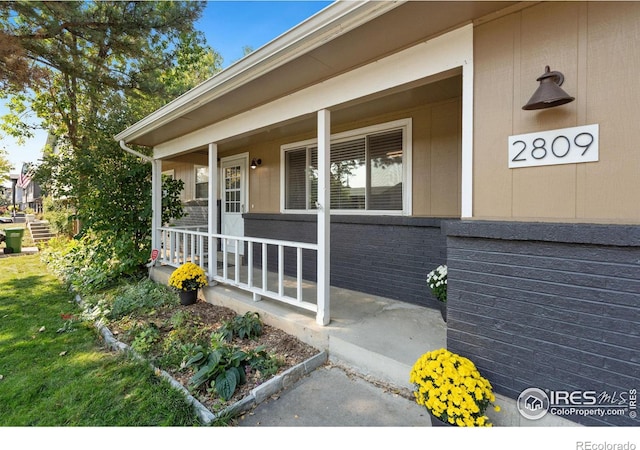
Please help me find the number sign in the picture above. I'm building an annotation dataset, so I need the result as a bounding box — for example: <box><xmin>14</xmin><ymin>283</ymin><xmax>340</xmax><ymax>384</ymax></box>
<box><xmin>508</xmin><ymin>124</ymin><xmax>599</xmax><ymax>168</ymax></box>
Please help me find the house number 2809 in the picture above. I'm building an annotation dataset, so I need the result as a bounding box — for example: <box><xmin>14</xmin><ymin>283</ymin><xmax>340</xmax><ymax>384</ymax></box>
<box><xmin>508</xmin><ymin>124</ymin><xmax>599</xmax><ymax>168</ymax></box>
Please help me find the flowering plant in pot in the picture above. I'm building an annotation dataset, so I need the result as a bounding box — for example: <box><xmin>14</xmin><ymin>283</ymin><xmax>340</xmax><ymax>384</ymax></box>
<box><xmin>409</xmin><ymin>348</ymin><xmax>500</xmax><ymax>427</ymax></box>
<box><xmin>427</xmin><ymin>264</ymin><xmax>447</xmax><ymax>320</ymax></box>
<box><xmin>168</xmin><ymin>262</ymin><xmax>208</xmax><ymax>305</ymax></box>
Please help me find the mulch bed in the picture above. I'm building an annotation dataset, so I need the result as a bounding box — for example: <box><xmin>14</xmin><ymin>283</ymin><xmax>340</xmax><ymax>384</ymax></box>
<box><xmin>106</xmin><ymin>299</ymin><xmax>320</xmax><ymax>413</ymax></box>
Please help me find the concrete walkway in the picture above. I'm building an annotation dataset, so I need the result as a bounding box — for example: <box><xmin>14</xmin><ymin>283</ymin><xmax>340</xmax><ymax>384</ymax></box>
<box><xmin>237</xmin><ymin>364</ymin><xmax>430</xmax><ymax>426</ymax></box>
<box><xmin>0</xmin><ymin>246</ymin><xmax>39</xmax><ymax>258</ymax></box>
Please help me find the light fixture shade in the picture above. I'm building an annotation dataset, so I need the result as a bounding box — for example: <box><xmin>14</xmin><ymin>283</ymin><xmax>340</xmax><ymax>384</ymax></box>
<box><xmin>522</xmin><ymin>66</ymin><xmax>575</xmax><ymax>110</ymax></box>
<box><xmin>250</xmin><ymin>158</ymin><xmax>261</xmax><ymax>169</ymax></box>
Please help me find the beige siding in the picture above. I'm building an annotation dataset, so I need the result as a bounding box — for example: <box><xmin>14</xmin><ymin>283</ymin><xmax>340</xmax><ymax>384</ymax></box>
<box><xmin>162</xmin><ymin>153</ymin><xmax>208</xmax><ymax>202</ymax></box>
<box><xmin>474</xmin><ymin>2</ymin><xmax>640</xmax><ymax>224</ymax></box>
<box><xmin>164</xmin><ymin>99</ymin><xmax>462</xmax><ymax>217</ymax></box>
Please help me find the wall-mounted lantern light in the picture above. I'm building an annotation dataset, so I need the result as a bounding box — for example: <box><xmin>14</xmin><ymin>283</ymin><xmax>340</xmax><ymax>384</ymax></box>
<box><xmin>522</xmin><ymin>66</ymin><xmax>575</xmax><ymax>110</ymax></box>
<box><xmin>250</xmin><ymin>158</ymin><xmax>262</xmax><ymax>169</ymax></box>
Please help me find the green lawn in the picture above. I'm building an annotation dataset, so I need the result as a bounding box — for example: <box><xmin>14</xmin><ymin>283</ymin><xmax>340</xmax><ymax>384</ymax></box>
<box><xmin>0</xmin><ymin>254</ymin><xmax>201</xmax><ymax>426</ymax></box>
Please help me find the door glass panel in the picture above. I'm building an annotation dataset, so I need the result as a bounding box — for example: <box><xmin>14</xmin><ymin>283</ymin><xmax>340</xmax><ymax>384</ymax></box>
<box><xmin>224</xmin><ymin>166</ymin><xmax>241</xmax><ymax>213</ymax></box>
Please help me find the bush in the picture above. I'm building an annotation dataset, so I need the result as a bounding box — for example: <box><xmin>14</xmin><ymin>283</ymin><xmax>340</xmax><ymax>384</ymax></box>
<box><xmin>40</xmin><ymin>231</ymin><xmax>152</xmax><ymax>294</ymax></box>
<box><xmin>42</xmin><ymin>196</ymin><xmax>75</xmax><ymax>237</ymax></box>
<box><xmin>108</xmin><ymin>279</ymin><xmax>177</xmax><ymax>320</ymax></box>
<box><xmin>217</xmin><ymin>312</ymin><xmax>263</xmax><ymax>341</ymax></box>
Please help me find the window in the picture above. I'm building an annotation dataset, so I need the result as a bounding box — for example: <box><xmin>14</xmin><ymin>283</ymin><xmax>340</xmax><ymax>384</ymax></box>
<box><xmin>283</xmin><ymin>120</ymin><xmax>409</xmax><ymax>213</ymax></box>
<box><xmin>195</xmin><ymin>166</ymin><xmax>208</xmax><ymax>199</ymax></box>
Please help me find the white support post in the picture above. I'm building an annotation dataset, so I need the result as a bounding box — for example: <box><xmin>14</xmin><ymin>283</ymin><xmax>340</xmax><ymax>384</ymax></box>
<box><xmin>151</xmin><ymin>159</ymin><xmax>163</xmax><ymax>256</ymax></box>
<box><xmin>208</xmin><ymin>143</ymin><xmax>218</xmax><ymax>281</ymax></box>
<box><xmin>316</xmin><ymin>109</ymin><xmax>331</xmax><ymax>326</ymax></box>
<box><xmin>460</xmin><ymin>26</ymin><xmax>474</xmax><ymax>219</ymax></box>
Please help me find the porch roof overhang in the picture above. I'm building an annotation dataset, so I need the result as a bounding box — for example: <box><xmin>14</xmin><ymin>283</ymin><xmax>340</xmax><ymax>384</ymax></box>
<box><xmin>115</xmin><ymin>1</ymin><xmax>518</xmax><ymax>150</ymax></box>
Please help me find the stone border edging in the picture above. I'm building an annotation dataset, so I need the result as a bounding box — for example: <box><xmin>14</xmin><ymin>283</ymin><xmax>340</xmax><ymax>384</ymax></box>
<box><xmin>74</xmin><ymin>294</ymin><xmax>328</xmax><ymax>425</ymax></box>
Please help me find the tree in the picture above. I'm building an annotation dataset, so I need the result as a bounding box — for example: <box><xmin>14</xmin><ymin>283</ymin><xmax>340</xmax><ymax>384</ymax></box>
<box><xmin>0</xmin><ymin>1</ymin><xmax>222</xmax><ymax>278</ymax></box>
<box><xmin>0</xmin><ymin>149</ymin><xmax>11</xmax><ymax>184</ymax></box>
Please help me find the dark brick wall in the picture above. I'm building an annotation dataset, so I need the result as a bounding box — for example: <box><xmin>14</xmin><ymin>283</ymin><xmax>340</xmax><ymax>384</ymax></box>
<box><xmin>445</xmin><ymin>221</ymin><xmax>640</xmax><ymax>426</ymax></box>
<box><xmin>244</xmin><ymin>214</ymin><xmax>452</xmax><ymax>308</ymax></box>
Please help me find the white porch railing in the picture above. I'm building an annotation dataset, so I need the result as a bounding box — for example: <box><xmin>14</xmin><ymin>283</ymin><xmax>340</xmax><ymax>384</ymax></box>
<box><xmin>159</xmin><ymin>226</ymin><xmax>319</xmax><ymax>314</ymax></box>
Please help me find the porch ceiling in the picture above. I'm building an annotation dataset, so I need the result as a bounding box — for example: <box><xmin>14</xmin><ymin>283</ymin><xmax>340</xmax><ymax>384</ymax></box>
<box><xmin>214</xmin><ymin>71</ymin><xmax>462</xmax><ymax>154</ymax></box>
<box><xmin>124</xmin><ymin>1</ymin><xmax>516</xmax><ymax>148</ymax></box>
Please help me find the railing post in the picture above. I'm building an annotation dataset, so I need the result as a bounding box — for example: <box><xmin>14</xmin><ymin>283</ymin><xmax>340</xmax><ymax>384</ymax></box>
<box><xmin>296</xmin><ymin>247</ymin><xmax>303</xmax><ymax>303</ymax></box>
<box><xmin>278</xmin><ymin>245</ymin><xmax>284</xmax><ymax>297</ymax></box>
<box><xmin>262</xmin><ymin>243</ymin><xmax>268</xmax><ymax>293</ymax></box>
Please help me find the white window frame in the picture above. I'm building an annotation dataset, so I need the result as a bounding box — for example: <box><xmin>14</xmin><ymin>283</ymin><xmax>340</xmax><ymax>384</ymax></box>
<box><xmin>194</xmin><ymin>165</ymin><xmax>208</xmax><ymax>200</ymax></box>
<box><xmin>280</xmin><ymin>118</ymin><xmax>412</xmax><ymax>215</ymax></box>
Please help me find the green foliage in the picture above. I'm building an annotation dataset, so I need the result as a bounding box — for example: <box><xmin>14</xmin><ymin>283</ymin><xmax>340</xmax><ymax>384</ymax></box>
<box><xmin>217</xmin><ymin>311</ymin><xmax>263</xmax><ymax>341</ymax></box>
<box><xmin>184</xmin><ymin>344</ymin><xmax>248</xmax><ymax>400</ymax></box>
<box><xmin>245</xmin><ymin>346</ymin><xmax>283</xmax><ymax>379</ymax></box>
<box><xmin>40</xmin><ymin>234</ymin><xmax>151</xmax><ymax>294</ymax></box>
<box><xmin>108</xmin><ymin>278</ymin><xmax>178</xmax><ymax>320</ymax></box>
<box><xmin>0</xmin><ymin>149</ymin><xmax>11</xmax><ymax>183</ymax></box>
<box><xmin>2</xmin><ymin>1</ymin><xmax>217</xmax><ymax>289</ymax></box>
<box><xmin>184</xmin><ymin>323</ymin><xmax>281</xmax><ymax>401</ymax></box>
<box><xmin>42</xmin><ymin>196</ymin><xmax>75</xmax><ymax>237</ymax></box>
<box><xmin>130</xmin><ymin>324</ymin><xmax>161</xmax><ymax>355</ymax></box>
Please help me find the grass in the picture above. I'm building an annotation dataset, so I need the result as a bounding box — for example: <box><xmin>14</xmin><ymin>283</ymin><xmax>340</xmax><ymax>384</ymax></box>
<box><xmin>0</xmin><ymin>254</ymin><xmax>202</xmax><ymax>426</ymax></box>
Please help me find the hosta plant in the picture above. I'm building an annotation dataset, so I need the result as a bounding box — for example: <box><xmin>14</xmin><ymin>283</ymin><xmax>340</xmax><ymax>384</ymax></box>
<box><xmin>410</xmin><ymin>348</ymin><xmax>500</xmax><ymax>426</ymax></box>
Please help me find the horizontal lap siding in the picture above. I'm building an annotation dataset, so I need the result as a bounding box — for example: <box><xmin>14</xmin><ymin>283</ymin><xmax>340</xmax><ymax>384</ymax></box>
<box><xmin>445</xmin><ymin>223</ymin><xmax>640</xmax><ymax>426</ymax></box>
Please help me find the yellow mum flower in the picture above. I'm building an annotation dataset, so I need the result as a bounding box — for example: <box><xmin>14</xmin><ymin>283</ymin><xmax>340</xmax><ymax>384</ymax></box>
<box><xmin>168</xmin><ymin>262</ymin><xmax>209</xmax><ymax>291</ymax></box>
<box><xmin>409</xmin><ymin>348</ymin><xmax>499</xmax><ymax>427</ymax></box>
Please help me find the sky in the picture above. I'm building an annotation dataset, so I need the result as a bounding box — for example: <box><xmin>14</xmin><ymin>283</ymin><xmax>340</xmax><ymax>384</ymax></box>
<box><xmin>1</xmin><ymin>0</ymin><xmax>332</xmax><ymax>179</ymax></box>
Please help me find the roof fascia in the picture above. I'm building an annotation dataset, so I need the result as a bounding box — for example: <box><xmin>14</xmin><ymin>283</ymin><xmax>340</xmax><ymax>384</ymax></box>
<box><xmin>115</xmin><ymin>0</ymin><xmax>405</xmax><ymax>144</ymax></box>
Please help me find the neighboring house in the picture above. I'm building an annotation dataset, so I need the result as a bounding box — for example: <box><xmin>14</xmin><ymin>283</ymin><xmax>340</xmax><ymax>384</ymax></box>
<box><xmin>9</xmin><ymin>164</ymin><xmax>42</xmax><ymax>213</ymax></box>
<box><xmin>116</xmin><ymin>1</ymin><xmax>639</xmax><ymax>426</ymax></box>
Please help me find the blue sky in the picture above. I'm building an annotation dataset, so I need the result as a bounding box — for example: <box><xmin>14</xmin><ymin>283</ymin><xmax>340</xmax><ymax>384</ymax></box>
<box><xmin>1</xmin><ymin>1</ymin><xmax>332</xmax><ymax>177</ymax></box>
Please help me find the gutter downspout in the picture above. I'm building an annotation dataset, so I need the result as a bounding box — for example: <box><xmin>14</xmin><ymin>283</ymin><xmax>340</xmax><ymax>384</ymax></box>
<box><xmin>119</xmin><ymin>140</ymin><xmax>153</xmax><ymax>163</ymax></box>
<box><xmin>119</xmin><ymin>140</ymin><xmax>162</xmax><ymax>265</ymax></box>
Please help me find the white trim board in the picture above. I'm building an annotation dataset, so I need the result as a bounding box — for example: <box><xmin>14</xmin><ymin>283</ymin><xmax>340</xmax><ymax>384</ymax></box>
<box><xmin>154</xmin><ymin>24</ymin><xmax>473</xmax><ymax>158</ymax></box>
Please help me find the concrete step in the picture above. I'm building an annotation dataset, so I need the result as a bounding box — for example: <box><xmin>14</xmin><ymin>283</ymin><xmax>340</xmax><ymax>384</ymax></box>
<box><xmin>28</xmin><ymin>221</ymin><xmax>54</xmax><ymax>243</ymax></box>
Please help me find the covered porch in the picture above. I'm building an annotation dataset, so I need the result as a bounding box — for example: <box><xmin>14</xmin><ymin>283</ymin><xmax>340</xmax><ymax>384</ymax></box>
<box><xmin>116</xmin><ymin>3</ymin><xmax>482</xmax><ymax>326</ymax></box>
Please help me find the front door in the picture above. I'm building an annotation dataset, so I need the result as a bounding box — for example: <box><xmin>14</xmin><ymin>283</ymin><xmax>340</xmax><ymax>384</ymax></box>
<box><xmin>221</xmin><ymin>156</ymin><xmax>247</xmax><ymax>255</ymax></box>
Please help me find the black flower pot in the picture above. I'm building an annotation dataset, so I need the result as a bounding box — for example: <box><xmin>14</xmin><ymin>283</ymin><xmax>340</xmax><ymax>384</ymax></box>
<box><xmin>179</xmin><ymin>289</ymin><xmax>197</xmax><ymax>306</ymax></box>
<box><xmin>429</xmin><ymin>410</ymin><xmax>454</xmax><ymax>427</ymax></box>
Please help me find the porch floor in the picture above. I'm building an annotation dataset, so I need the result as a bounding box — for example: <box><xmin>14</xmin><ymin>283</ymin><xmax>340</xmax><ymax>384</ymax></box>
<box><xmin>151</xmin><ymin>263</ymin><xmax>446</xmax><ymax>391</ymax></box>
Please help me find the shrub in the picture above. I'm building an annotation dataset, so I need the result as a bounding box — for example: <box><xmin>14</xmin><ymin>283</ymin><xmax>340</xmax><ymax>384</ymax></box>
<box><xmin>40</xmin><ymin>232</ymin><xmax>151</xmax><ymax>294</ymax></box>
<box><xmin>42</xmin><ymin>196</ymin><xmax>75</xmax><ymax>237</ymax></box>
<box><xmin>217</xmin><ymin>311</ymin><xmax>263</xmax><ymax>341</ymax></box>
<box><xmin>130</xmin><ymin>323</ymin><xmax>161</xmax><ymax>355</ymax></box>
<box><xmin>108</xmin><ymin>279</ymin><xmax>177</xmax><ymax>320</ymax></box>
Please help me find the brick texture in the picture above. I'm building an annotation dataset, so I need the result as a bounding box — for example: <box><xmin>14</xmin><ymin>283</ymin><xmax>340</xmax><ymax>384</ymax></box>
<box><xmin>445</xmin><ymin>221</ymin><xmax>640</xmax><ymax>426</ymax></box>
